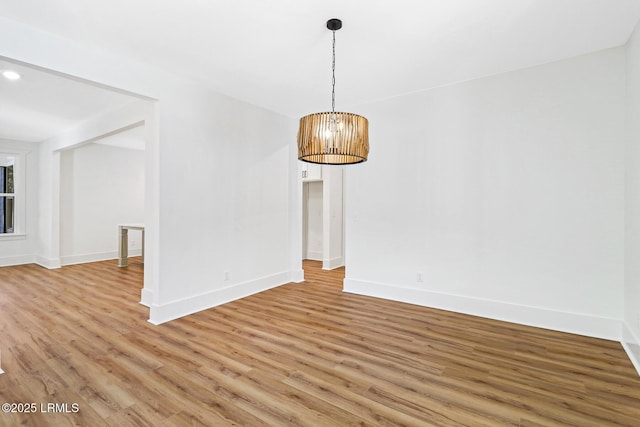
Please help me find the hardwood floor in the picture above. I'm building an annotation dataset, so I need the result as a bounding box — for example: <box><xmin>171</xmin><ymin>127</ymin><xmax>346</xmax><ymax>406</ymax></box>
<box><xmin>0</xmin><ymin>259</ymin><xmax>639</xmax><ymax>426</ymax></box>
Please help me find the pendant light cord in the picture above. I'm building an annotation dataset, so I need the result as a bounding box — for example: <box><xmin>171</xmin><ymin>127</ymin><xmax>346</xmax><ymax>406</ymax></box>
<box><xmin>331</xmin><ymin>29</ymin><xmax>336</xmax><ymax>113</ymax></box>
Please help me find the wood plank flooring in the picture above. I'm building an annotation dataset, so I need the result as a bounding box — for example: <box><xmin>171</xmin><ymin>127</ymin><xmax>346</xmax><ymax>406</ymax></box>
<box><xmin>0</xmin><ymin>259</ymin><xmax>639</xmax><ymax>426</ymax></box>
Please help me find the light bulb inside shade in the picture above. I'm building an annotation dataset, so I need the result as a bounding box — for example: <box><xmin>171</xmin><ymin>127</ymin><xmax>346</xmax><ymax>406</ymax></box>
<box><xmin>322</xmin><ymin>115</ymin><xmax>344</xmax><ymax>139</ymax></box>
<box><xmin>2</xmin><ymin>70</ymin><xmax>21</xmax><ymax>80</ymax></box>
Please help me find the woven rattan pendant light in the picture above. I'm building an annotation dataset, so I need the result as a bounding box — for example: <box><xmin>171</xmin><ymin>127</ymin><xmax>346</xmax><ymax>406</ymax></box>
<box><xmin>297</xmin><ymin>19</ymin><xmax>369</xmax><ymax>165</ymax></box>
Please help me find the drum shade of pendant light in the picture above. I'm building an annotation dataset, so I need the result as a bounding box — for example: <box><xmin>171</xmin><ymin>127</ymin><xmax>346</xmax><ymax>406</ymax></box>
<box><xmin>297</xmin><ymin>19</ymin><xmax>369</xmax><ymax>165</ymax></box>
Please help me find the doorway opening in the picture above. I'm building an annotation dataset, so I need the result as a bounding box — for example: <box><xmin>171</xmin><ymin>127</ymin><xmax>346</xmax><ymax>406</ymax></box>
<box><xmin>302</xmin><ymin>181</ymin><xmax>323</xmax><ymax>262</ymax></box>
<box><xmin>300</xmin><ymin>164</ymin><xmax>345</xmax><ymax>284</ymax></box>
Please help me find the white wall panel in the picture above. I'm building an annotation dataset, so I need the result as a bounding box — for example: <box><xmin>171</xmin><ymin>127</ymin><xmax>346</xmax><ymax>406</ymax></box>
<box><xmin>624</xmin><ymin>19</ymin><xmax>640</xmax><ymax>374</ymax></box>
<box><xmin>345</xmin><ymin>47</ymin><xmax>626</xmax><ymax>338</ymax></box>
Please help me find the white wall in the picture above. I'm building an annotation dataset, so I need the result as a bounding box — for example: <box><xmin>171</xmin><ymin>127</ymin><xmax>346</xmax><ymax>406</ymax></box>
<box><xmin>624</xmin><ymin>20</ymin><xmax>640</xmax><ymax>373</ymax></box>
<box><xmin>60</xmin><ymin>142</ymin><xmax>144</xmax><ymax>265</ymax></box>
<box><xmin>345</xmin><ymin>47</ymin><xmax>626</xmax><ymax>340</ymax></box>
<box><xmin>0</xmin><ymin>139</ymin><xmax>38</xmax><ymax>266</ymax></box>
<box><xmin>153</xmin><ymin>87</ymin><xmax>294</xmax><ymax>322</ymax></box>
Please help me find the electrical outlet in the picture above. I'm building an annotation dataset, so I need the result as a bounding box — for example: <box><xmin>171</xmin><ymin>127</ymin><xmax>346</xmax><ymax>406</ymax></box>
<box><xmin>224</xmin><ymin>271</ymin><xmax>230</xmax><ymax>281</ymax></box>
<box><xmin>416</xmin><ymin>272</ymin><xmax>423</xmax><ymax>283</ymax></box>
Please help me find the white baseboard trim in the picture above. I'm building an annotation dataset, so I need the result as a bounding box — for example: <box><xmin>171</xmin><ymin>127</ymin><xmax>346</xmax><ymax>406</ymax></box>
<box><xmin>0</xmin><ymin>254</ymin><xmax>35</xmax><ymax>267</ymax></box>
<box><xmin>323</xmin><ymin>256</ymin><xmax>344</xmax><ymax>270</ymax></box>
<box><xmin>140</xmin><ymin>288</ymin><xmax>154</xmax><ymax>307</ymax></box>
<box><xmin>622</xmin><ymin>322</ymin><xmax>640</xmax><ymax>377</ymax></box>
<box><xmin>343</xmin><ymin>278</ymin><xmax>621</xmax><ymax>341</ymax></box>
<box><xmin>35</xmin><ymin>255</ymin><xmax>61</xmax><ymax>269</ymax></box>
<box><xmin>61</xmin><ymin>249</ymin><xmax>142</xmax><ymax>266</ymax></box>
<box><xmin>148</xmin><ymin>271</ymin><xmax>293</xmax><ymax>325</ymax></box>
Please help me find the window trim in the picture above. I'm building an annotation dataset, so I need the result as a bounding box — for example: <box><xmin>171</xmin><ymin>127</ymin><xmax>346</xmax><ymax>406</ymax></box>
<box><xmin>0</xmin><ymin>149</ymin><xmax>28</xmax><ymax>237</ymax></box>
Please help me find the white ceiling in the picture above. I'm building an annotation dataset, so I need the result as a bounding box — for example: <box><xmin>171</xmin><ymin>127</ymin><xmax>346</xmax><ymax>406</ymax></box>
<box><xmin>1</xmin><ymin>0</ymin><xmax>640</xmax><ymax>141</ymax></box>
<box><xmin>0</xmin><ymin>58</ymin><xmax>142</xmax><ymax>142</ymax></box>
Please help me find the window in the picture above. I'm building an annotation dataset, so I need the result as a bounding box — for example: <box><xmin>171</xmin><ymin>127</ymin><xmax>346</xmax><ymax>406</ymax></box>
<box><xmin>0</xmin><ymin>152</ymin><xmax>25</xmax><ymax>236</ymax></box>
<box><xmin>0</xmin><ymin>156</ymin><xmax>15</xmax><ymax>233</ymax></box>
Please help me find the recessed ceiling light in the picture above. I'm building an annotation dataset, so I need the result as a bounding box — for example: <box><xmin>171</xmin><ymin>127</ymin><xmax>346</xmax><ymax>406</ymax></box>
<box><xmin>2</xmin><ymin>70</ymin><xmax>21</xmax><ymax>80</ymax></box>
